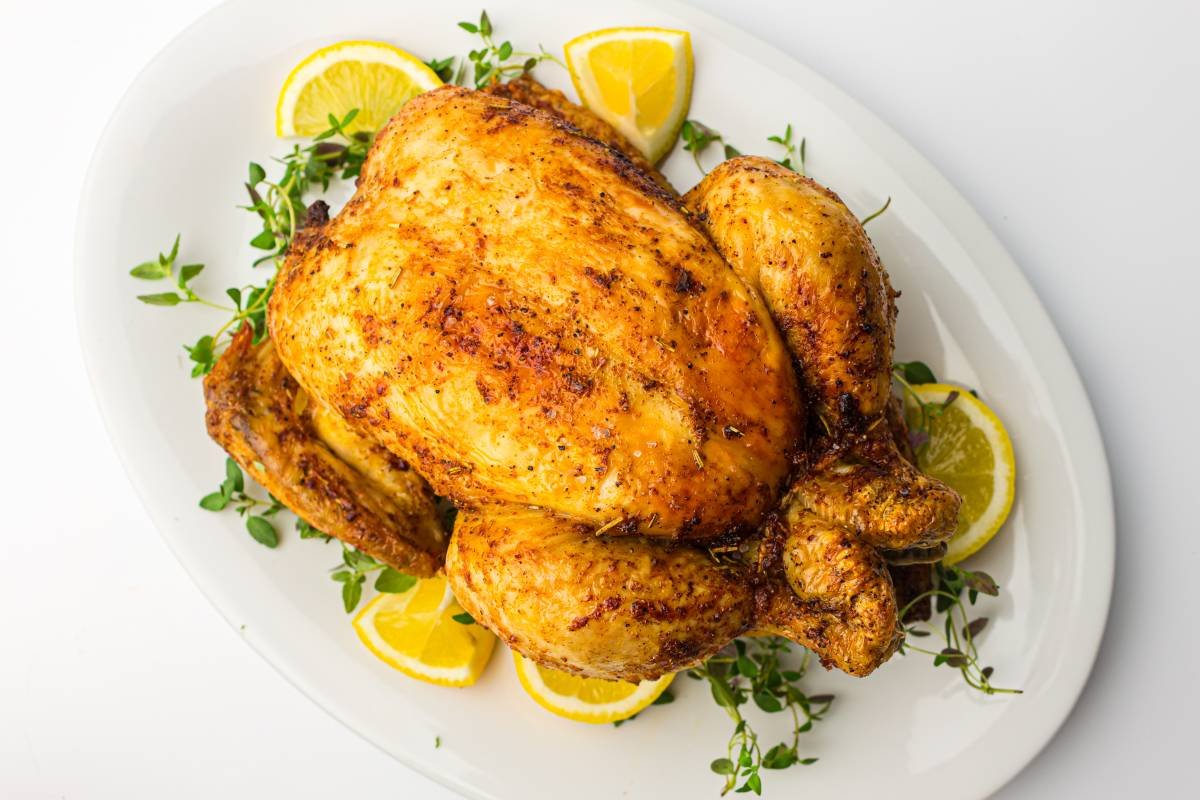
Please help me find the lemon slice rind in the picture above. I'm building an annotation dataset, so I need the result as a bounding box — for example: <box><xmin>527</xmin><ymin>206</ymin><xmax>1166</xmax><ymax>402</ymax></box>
<box><xmin>512</xmin><ymin>652</ymin><xmax>673</xmax><ymax>724</ymax></box>
<box><xmin>905</xmin><ymin>383</ymin><xmax>1016</xmax><ymax>564</ymax></box>
<box><xmin>352</xmin><ymin>578</ymin><xmax>496</xmax><ymax>688</ymax></box>
<box><xmin>276</xmin><ymin>40</ymin><xmax>442</xmax><ymax>137</ymax></box>
<box><xmin>564</xmin><ymin>27</ymin><xmax>693</xmax><ymax>163</ymax></box>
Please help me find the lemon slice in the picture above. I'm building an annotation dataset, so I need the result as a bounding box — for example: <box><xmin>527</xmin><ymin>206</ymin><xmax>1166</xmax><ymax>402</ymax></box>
<box><xmin>564</xmin><ymin>27</ymin><xmax>693</xmax><ymax>163</ymax></box>
<box><xmin>512</xmin><ymin>652</ymin><xmax>673</xmax><ymax>724</ymax></box>
<box><xmin>904</xmin><ymin>384</ymin><xmax>1016</xmax><ymax>564</ymax></box>
<box><xmin>276</xmin><ymin>40</ymin><xmax>442</xmax><ymax>137</ymax></box>
<box><xmin>352</xmin><ymin>576</ymin><xmax>496</xmax><ymax>687</ymax></box>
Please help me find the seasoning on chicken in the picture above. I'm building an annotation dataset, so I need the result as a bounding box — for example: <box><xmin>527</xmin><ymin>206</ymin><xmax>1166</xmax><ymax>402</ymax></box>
<box><xmin>199</xmin><ymin>81</ymin><xmax>962</xmax><ymax>681</ymax></box>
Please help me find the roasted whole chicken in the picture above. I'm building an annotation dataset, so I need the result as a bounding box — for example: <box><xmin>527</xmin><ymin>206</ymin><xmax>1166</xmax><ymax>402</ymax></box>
<box><xmin>205</xmin><ymin>78</ymin><xmax>959</xmax><ymax>682</ymax></box>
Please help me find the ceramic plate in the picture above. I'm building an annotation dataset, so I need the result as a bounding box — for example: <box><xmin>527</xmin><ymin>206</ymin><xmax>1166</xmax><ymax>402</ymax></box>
<box><xmin>75</xmin><ymin>0</ymin><xmax>1114</xmax><ymax>797</ymax></box>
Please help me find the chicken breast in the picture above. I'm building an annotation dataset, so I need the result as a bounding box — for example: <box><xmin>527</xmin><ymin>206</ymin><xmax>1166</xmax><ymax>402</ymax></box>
<box><xmin>270</xmin><ymin>87</ymin><xmax>803</xmax><ymax>538</ymax></box>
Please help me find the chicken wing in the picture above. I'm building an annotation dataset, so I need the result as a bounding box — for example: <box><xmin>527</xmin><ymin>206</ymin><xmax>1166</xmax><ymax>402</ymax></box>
<box><xmin>270</xmin><ymin>87</ymin><xmax>803</xmax><ymax>538</ymax></box>
<box><xmin>203</xmin><ymin>326</ymin><xmax>446</xmax><ymax>575</ymax></box>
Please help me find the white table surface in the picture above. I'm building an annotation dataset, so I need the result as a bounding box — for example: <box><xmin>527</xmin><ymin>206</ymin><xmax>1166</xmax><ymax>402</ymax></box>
<box><xmin>2</xmin><ymin>0</ymin><xmax>1196</xmax><ymax>797</ymax></box>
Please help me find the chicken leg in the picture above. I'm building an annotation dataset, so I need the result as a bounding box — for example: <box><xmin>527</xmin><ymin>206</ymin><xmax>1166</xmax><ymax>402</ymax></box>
<box><xmin>685</xmin><ymin>157</ymin><xmax>960</xmax><ymax>550</ymax></box>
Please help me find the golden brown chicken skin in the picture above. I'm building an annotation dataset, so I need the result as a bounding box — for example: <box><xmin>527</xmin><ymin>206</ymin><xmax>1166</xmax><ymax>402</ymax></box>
<box><xmin>445</xmin><ymin>504</ymin><xmax>900</xmax><ymax>680</ymax></box>
<box><xmin>225</xmin><ymin>87</ymin><xmax>957</xmax><ymax>682</ymax></box>
<box><xmin>686</xmin><ymin>157</ymin><xmax>960</xmax><ymax>549</ymax></box>
<box><xmin>203</xmin><ymin>326</ymin><xmax>446</xmax><ymax>575</ymax></box>
<box><xmin>269</xmin><ymin>87</ymin><xmax>803</xmax><ymax>538</ymax></box>
<box><xmin>753</xmin><ymin>504</ymin><xmax>901</xmax><ymax>676</ymax></box>
<box><xmin>446</xmin><ymin>508</ymin><xmax>754</xmax><ymax>681</ymax></box>
<box><xmin>484</xmin><ymin>75</ymin><xmax>674</xmax><ymax>193</ymax></box>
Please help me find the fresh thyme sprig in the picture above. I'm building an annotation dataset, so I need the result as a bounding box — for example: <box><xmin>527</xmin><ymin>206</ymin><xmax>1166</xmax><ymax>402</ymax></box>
<box><xmin>331</xmin><ymin>542</ymin><xmax>418</xmax><ymax>613</ymax></box>
<box><xmin>767</xmin><ymin>124</ymin><xmax>806</xmax><ymax>175</ymax></box>
<box><xmin>681</xmin><ymin>119</ymin><xmax>741</xmax><ymax>174</ymax></box>
<box><xmin>132</xmin><ymin>110</ymin><xmax>372</xmax><ymax>376</ymax></box>
<box><xmin>688</xmin><ymin>637</ymin><xmax>831</xmax><ymax>796</ymax></box>
<box><xmin>198</xmin><ymin>458</ymin><xmax>286</xmax><ymax>547</ymax></box>
<box><xmin>891</xmin><ymin>360</ymin><xmax>959</xmax><ymax>454</ymax></box>
<box><xmin>244</xmin><ymin>108</ymin><xmax>371</xmax><ymax>266</ymax></box>
<box><xmin>198</xmin><ymin>458</ymin><xmax>418</xmax><ymax>611</ymax></box>
<box><xmin>898</xmin><ymin>564</ymin><xmax>1022</xmax><ymax>695</ymax></box>
<box><xmin>861</xmin><ymin>196</ymin><xmax>892</xmax><ymax>226</ymax></box>
<box><xmin>682</xmin><ymin>121</ymin><xmax>810</xmax><ymax>178</ymax></box>
<box><xmin>129</xmin><ymin>235</ymin><xmax>217</xmax><ymax>309</ymax></box>
<box><xmin>296</xmin><ymin>518</ymin><xmax>331</xmax><ymax>542</ymax></box>
<box><xmin>429</xmin><ymin>10</ymin><xmax>562</xmax><ymax>89</ymax></box>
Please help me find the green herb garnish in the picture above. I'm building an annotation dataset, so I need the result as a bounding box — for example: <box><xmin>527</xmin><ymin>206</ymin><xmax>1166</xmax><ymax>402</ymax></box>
<box><xmin>198</xmin><ymin>458</ymin><xmax>284</xmax><ymax>548</ymax></box>
<box><xmin>689</xmin><ymin>638</ymin><xmax>831</xmax><ymax>795</ymax></box>
<box><xmin>129</xmin><ymin>234</ymin><xmax>212</xmax><ymax>309</ymax></box>
<box><xmin>767</xmin><ymin>124</ymin><xmax>806</xmax><ymax>175</ymax></box>
<box><xmin>860</xmin><ymin>195</ymin><xmax>892</xmax><ymax>226</ymax></box>
<box><xmin>681</xmin><ymin>119</ymin><xmax>740</xmax><ymax>174</ymax></box>
<box><xmin>331</xmin><ymin>543</ymin><xmax>416</xmax><ymax>613</ymax></box>
<box><xmin>132</xmin><ymin>109</ymin><xmax>372</xmax><ymax>376</ymax></box>
<box><xmin>891</xmin><ymin>360</ymin><xmax>958</xmax><ymax>454</ymax></box>
<box><xmin>899</xmin><ymin>564</ymin><xmax>1022</xmax><ymax>695</ymax></box>
<box><xmin>435</xmin><ymin>10</ymin><xmax>562</xmax><ymax>89</ymax></box>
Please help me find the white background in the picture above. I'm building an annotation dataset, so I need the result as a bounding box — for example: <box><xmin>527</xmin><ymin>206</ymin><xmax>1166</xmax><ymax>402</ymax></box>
<box><xmin>1</xmin><ymin>0</ymin><xmax>1196</xmax><ymax>797</ymax></box>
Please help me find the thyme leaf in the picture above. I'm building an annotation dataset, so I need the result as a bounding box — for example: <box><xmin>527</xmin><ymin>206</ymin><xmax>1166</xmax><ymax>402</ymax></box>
<box><xmin>689</xmin><ymin>638</ymin><xmax>830</xmax><ymax>795</ymax></box>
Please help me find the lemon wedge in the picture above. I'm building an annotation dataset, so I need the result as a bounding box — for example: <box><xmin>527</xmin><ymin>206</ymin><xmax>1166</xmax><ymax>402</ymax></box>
<box><xmin>564</xmin><ymin>27</ymin><xmax>693</xmax><ymax>163</ymax></box>
<box><xmin>904</xmin><ymin>384</ymin><xmax>1016</xmax><ymax>564</ymax></box>
<box><xmin>512</xmin><ymin>652</ymin><xmax>673</xmax><ymax>724</ymax></box>
<box><xmin>352</xmin><ymin>576</ymin><xmax>496</xmax><ymax>687</ymax></box>
<box><xmin>276</xmin><ymin>40</ymin><xmax>442</xmax><ymax>137</ymax></box>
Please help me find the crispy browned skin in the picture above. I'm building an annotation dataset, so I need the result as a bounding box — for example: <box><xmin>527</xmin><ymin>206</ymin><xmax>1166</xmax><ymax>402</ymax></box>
<box><xmin>203</xmin><ymin>327</ymin><xmax>446</xmax><ymax>575</ymax></box>
<box><xmin>270</xmin><ymin>87</ymin><xmax>803</xmax><ymax>538</ymax></box>
<box><xmin>445</xmin><ymin>503</ymin><xmax>899</xmax><ymax>680</ymax></box>
<box><xmin>686</xmin><ymin>157</ymin><xmax>895</xmax><ymax>430</ymax></box>
<box><xmin>686</xmin><ymin>157</ymin><xmax>960</xmax><ymax>549</ymax></box>
<box><xmin>449</xmin><ymin>395</ymin><xmax>914</xmax><ymax>679</ymax></box>
<box><xmin>249</xmin><ymin>89</ymin><xmax>950</xmax><ymax>680</ymax></box>
<box><xmin>754</xmin><ymin>505</ymin><xmax>901</xmax><ymax>676</ymax></box>
<box><xmin>445</xmin><ymin>508</ymin><xmax>754</xmax><ymax>681</ymax></box>
<box><xmin>485</xmin><ymin>75</ymin><xmax>674</xmax><ymax>193</ymax></box>
<box><xmin>787</xmin><ymin>441</ymin><xmax>960</xmax><ymax>550</ymax></box>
